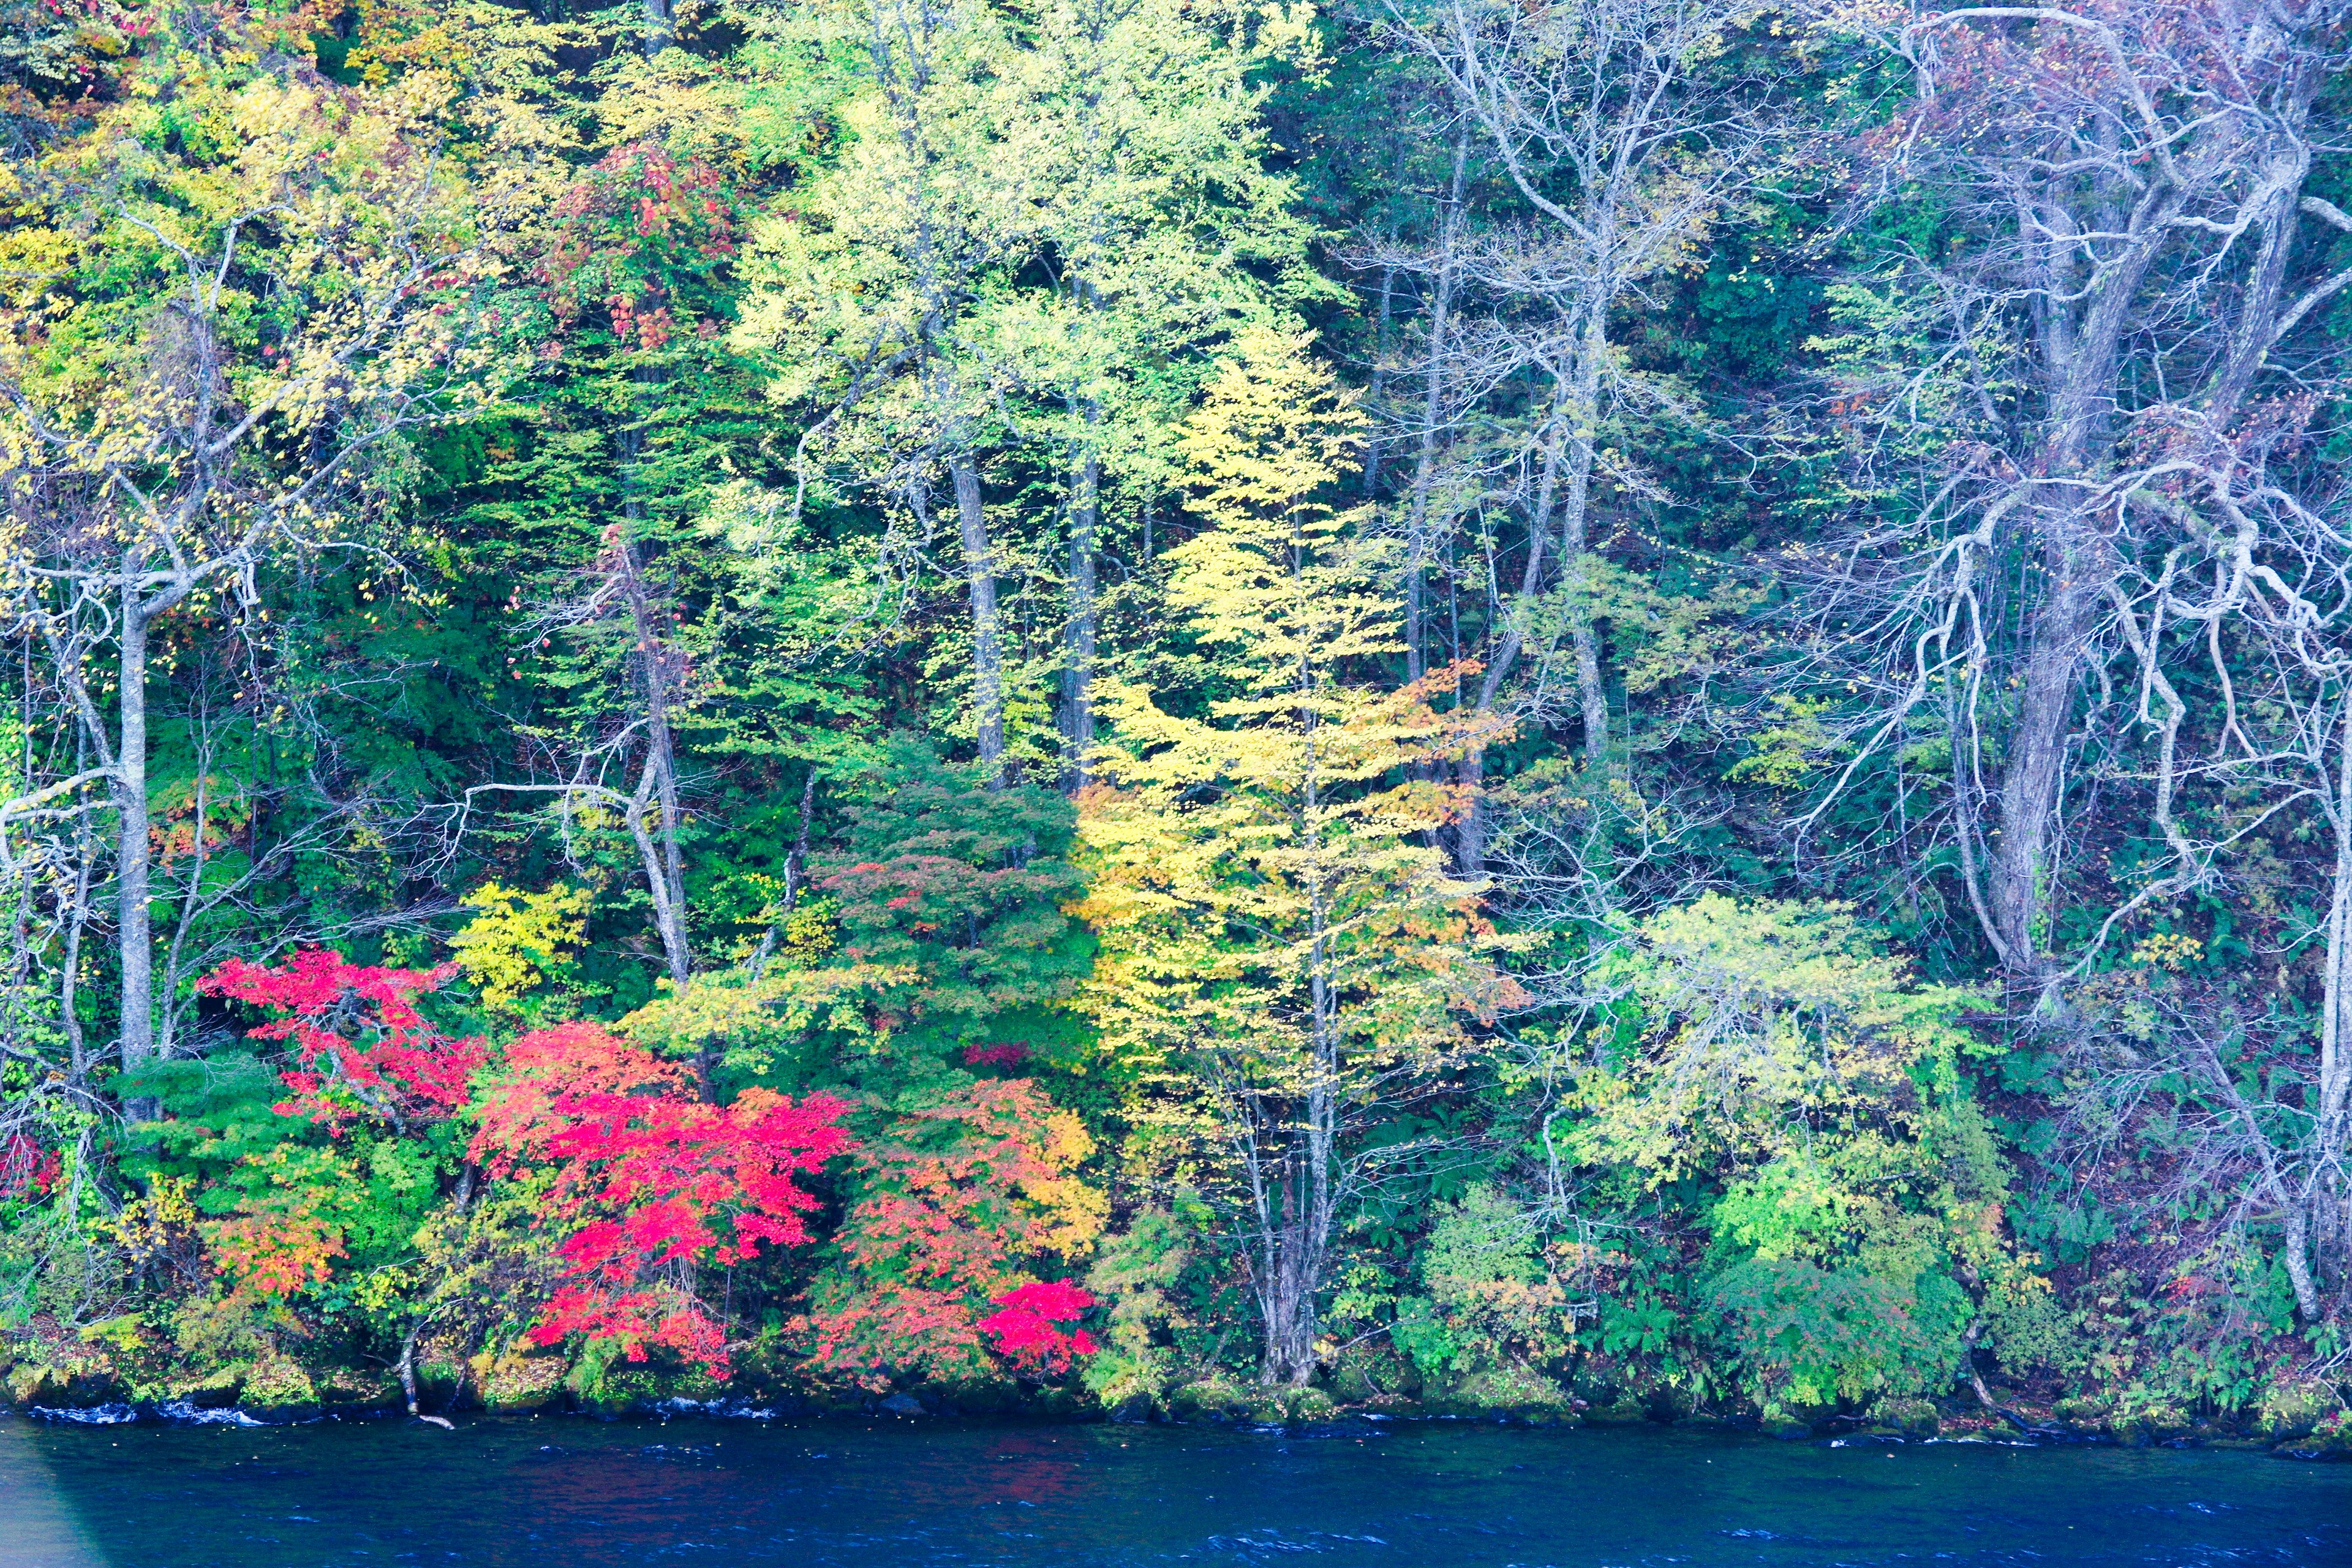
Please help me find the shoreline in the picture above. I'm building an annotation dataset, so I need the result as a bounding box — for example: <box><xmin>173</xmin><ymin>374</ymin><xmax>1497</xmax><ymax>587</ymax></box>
<box><xmin>5</xmin><ymin>1395</ymin><xmax>2345</xmax><ymax>1463</ymax></box>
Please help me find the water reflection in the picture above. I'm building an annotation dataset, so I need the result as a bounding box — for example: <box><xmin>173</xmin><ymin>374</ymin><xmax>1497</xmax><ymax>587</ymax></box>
<box><xmin>0</xmin><ymin>1420</ymin><xmax>105</xmax><ymax>1568</ymax></box>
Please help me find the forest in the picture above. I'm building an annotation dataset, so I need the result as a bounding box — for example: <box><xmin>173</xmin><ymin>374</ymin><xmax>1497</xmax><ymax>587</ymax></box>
<box><xmin>0</xmin><ymin>0</ymin><xmax>2349</xmax><ymax>1447</ymax></box>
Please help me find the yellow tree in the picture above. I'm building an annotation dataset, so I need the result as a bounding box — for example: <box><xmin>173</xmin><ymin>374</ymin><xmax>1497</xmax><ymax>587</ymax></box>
<box><xmin>1074</xmin><ymin>328</ymin><xmax>1519</xmax><ymax>1387</ymax></box>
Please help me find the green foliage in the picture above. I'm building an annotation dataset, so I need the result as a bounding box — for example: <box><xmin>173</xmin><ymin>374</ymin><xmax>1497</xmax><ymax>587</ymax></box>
<box><xmin>820</xmin><ymin>736</ymin><xmax>1093</xmax><ymax>1061</ymax></box>
<box><xmin>1705</xmin><ymin>1257</ymin><xmax>1967</xmax><ymax>1415</ymax></box>
<box><xmin>1080</xmin><ymin>1205</ymin><xmax>1195</xmax><ymax>1407</ymax></box>
<box><xmin>4</xmin><ymin>0</ymin><xmax>2343</xmax><ymax>1432</ymax></box>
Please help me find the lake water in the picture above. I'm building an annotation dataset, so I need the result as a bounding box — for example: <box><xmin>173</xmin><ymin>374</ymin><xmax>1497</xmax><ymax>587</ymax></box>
<box><xmin>2</xmin><ymin>1412</ymin><xmax>2347</xmax><ymax>1567</ymax></box>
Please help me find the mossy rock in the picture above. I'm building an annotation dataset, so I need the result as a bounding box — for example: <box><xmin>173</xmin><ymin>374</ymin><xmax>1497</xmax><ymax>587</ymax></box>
<box><xmin>1757</xmin><ymin>1392</ymin><xmax>1833</xmax><ymax>1439</ymax></box>
<box><xmin>1028</xmin><ymin>1385</ymin><xmax>1098</xmax><ymax>1421</ymax></box>
<box><xmin>1164</xmin><ymin>1378</ymin><xmax>1334</xmax><ymax>1427</ymax></box>
<box><xmin>168</xmin><ymin>1364</ymin><xmax>246</xmax><ymax>1409</ymax></box>
<box><xmin>8</xmin><ymin>1359</ymin><xmax>123</xmax><ymax>1410</ymax></box>
<box><xmin>238</xmin><ymin>1355</ymin><xmax>322</xmax><ymax>1423</ymax></box>
<box><xmin>924</xmin><ymin>1378</ymin><xmax>1022</xmax><ymax>1415</ymax></box>
<box><xmin>811</xmin><ymin>1388</ymin><xmax>871</xmax><ymax>1418</ymax></box>
<box><xmin>77</xmin><ymin>1317</ymin><xmax>170</xmax><ymax>1398</ymax></box>
<box><xmin>567</xmin><ymin>1358</ymin><xmax>666</xmax><ymax>1419</ymax></box>
<box><xmin>6</xmin><ymin>1362</ymin><xmax>64</xmax><ymax>1407</ymax></box>
<box><xmin>1444</xmin><ymin>1367</ymin><xmax>1574</xmax><ymax>1420</ymax></box>
<box><xmin>663</xmin><ymin>1370</ymin><xmax>733</xmax><ymax>1405</ymax></box>
<box><xmin>1585</xmin><ymin>1393</ymin><xmax>1651</xmax><ymax>1426</ymax></box>
<box><xmin>1167</xmin><ymin>1379</ymin><xmax>1252</xmax><ymax>1423</ymax></box>
<box><xmin>1329</xmin><ymin>1345</ymin><xmax>1417</xmax><ymax>1403</ymax></box>
<box><xmin>2254</xmin><ymin>1379</ymin><xmax>2340</xmax><ymax>1440</ymax></box>
<box><xmin>413</xmin><ymin>1359</ymin><xmax>470</xmax><ymax>1411</ymax></box>
<box><xmin>1651</xmin><ymin>1384</ymin><xmax>1699</xmax><ymax>1421</ymax></box>
<box><xmin>2274</xmin><ymin>1410</ymin><xmax>2352</xmax><ymax>1462</ymax></box>
<box><xmin>1869</xmin><ymin>1397</ymin><xmax>1940</xmax><ymax>1438</ymax></box>
<box><xmin>1232</xmin><ymin>1390</ymin><xmax>1292</xmax><ymax>1426</ymax></box>
<box><xmin>1277</xmin><ymin>1387</ymin><xmax>1340</xmax><ymax>1425</ymax></box>
<box><xmin>2052</xmin><ymin>1396</ymin><xmax>2111</xmax><ymax>1430</ymax></box>
<box><xmin>314</xmin><ymin>1364</ymin><xmax>401</xmax><ymax>1417</ymax></box>
<box><xmin>468</xmin><ymin>1344</ymin><xmax>564</xmax><ymax>1420</ymax></box>
<box><xmin>2107</xmin><ymin>1403</ymin><xmax>2192</xmax><ymax>1447</ymax></box>
<box><xmin>1197</xmin><ymin>1385</ymin><xmax>1335</xmax><ymax>1427</ymax></box>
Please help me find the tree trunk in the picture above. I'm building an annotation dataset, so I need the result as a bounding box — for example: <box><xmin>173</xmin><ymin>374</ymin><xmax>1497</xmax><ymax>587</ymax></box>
<box><xmin>1297</xmin><ymin>916</ymin><xmax>1336</xmax><ymax>1387</ymax></box>
<box><xmin>1258</xmin><ymin>778</ymin><xmax>1336</xmax><ymax>1388</ymax></box>
<box><xmin>1061</xmin><ymin>435</ymin><xmax>1099</xmax><ymax>793</ymax></box>
<box><xmin>1257</xmin><ymin>1156</ymin><xmax>1321</xmax><ymax>1388</ymax></box>
<box><xmin>1981</xmin><ymin>163</ymin><xmax>2185</xmax><ymax>974</ymax></box>
<box><xmin>1557</xmin><ymin>312</ymin><xmax>1608</xmax><ymax>769</ymax></box>
<box><xmin>1457</xmin><ymin>381</ymin><xmax>1569</xmax><ymax>876</ymax></box>
<box><xmin>953</xmin><ymin>454</ymin><xmax>1007</xmax><ymax>783</ymax></box>
<box><xmin>115</xmin><ymin>562</ymin><xmax>154</xmax><ymax>1104</ymax></box>
<box><xmin>1401</xmin><ymin>134</ymin><xmax>1470</xmax><ymax>685</ymax></box>
<box><xmin>1363</xmin><ymin>257</ymin><xmax>1398</xmax><ymax>499</ymax></box>
<box><xmin>1987</xmin><ymin>531</ymin><xmax>2106</xmax><ymax>973</ymax></box>
<box><xmin>620</xmin><ymin>771</ymin><xmax>693</xmax><ymax>1003</ymax></box>
<box><xmin>614</xmin><ymin>533</ymin><xmax>690</xmax><ymax>987</ymax></box>
<box><xmin>60</xmin><ymin>725</ymin><xmax>93</xmax><ymax>1093</ymax></box>
<box><xmin>2313</xmin><ymin>693</ymin><xmax>2352</xmax><ymax>1294</ymax></box>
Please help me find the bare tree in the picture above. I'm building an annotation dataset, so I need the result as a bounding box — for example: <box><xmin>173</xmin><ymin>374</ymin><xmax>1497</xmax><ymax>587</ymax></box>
<box><xmin>1790</xmin><ymin>0</ymin><xmax>2352</xmax><ymax>980</ymax></box>
<box><xmin>1390</xmin><ymin>0</ymin><xmax>1773</xmax><ymax>869</ymax></box>
<box><xmin>505</xmin><ymin>522</ymin><xmax>696</xmax><ymax>987</ymax></box>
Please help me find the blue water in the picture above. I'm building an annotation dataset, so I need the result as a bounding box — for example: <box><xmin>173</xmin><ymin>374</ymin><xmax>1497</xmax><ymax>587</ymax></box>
<box><xmin>2</xmin><ymin>1412</ymin><xmax>2347</xmax><ymax>1566</ymax></box>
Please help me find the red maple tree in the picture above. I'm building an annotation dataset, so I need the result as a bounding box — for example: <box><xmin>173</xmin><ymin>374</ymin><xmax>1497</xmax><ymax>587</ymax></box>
<box><xmin>0</xmin><ymin>1134</ymin><xmax>59</xmax><ymax>1200</ymax></box>
<box><xmin>799</xmin><ymin>1079</ymin><xmax>1104</xmax><ymax>1383</ymax></box>
<box><xmin>471</xmin><ymin>1021</ymin><xmax>852</xmax><ymax>1374</ymax></box>
<box><xmin>976</xmin><ymin>1279</ymin><xmax>1098</xmax><ymax>1374</ymax></box>
<box><xmin>202</xmin><ymin>949</ymin><xmax>487</xmax><ymax>1129</ymax></box>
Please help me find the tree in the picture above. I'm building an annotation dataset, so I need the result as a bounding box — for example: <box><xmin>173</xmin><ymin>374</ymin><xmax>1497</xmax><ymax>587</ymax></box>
<box><xmin>734</xmin><ymin>0</ymin><xmax>1037</xmax><ymax>778</ymax></box>
<box><xmin>813</xmin><ymin>734</ymin><xmax>1091</xmax><ymax>1064</ymax></box>
<box><xmin>1796</xmin><ymin>0</ymin><xmax>2352</xmax><ymax>979</ymax></box>
<box><xmin>183</xmin><ymin>948</ymin><xmax>491</xmax><ymax>1404</ymax></box>
<box><xmin>513</xmin><ymin>143</ymin><xmax>756</xmax><ymax>988</ymax></box>
<box><xmin>992</xmin><ymin>0</ymin><xmax>1316</xmax><ymax>786</ymax></box>
<box><xmin>1396</xmin><ymin>0</ymin><xmax>1774</xmax><ymax>864</ymax></box>
<box><xmin>0</xmin><ymin>34</ymin><xmax>512</xmax><ymax>1100</ymax></box>
<box><xmin>799</xmin><ymin>1077</ymin><xmax>1104</xmax><ymax>1384</ymax></box>
<box><xmin>1564</xmin><ymin>894</ymin><xmax>2038</xmax><ymax>1409</ymax></box>
<box><xmin>1076</xmin><ymin>328</ymin><xmax>1520</xmax><ymax>1384</ymax></box>
<box><xmin>472</xmin><ymin>1019</ymin><xmax>852</xmax><ymax>1374</ymax></box>
<box><xmin>200</xmin><ymin>948</ymin><xmax>487</xmax><ymax>1133</ymax></box>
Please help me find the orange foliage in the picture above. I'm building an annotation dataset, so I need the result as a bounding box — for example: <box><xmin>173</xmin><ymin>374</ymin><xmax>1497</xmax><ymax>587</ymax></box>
<box><xmin>799</xmin><ymin>1080</ymin><xmax>1106</xmax><ymax>1385</ymax></box>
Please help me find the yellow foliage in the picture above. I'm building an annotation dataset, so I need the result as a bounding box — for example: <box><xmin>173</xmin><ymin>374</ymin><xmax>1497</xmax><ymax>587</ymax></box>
<box><xmin>1076</xmin><ymin>328</ymin><xmax>1524</xmax><ymax>1166</ymax></box>
<box><xmin>448</xmin><ymin>881</ymin><xmax>592</xmax><ymax>1011</ymax></box>
<box><xmin>1574</xmin><ymin>895</ymin><xmax>1981</xmax><ymax>1182</ymax></box>
<box><xmin>110</xmin><ymin>1177</ymin><xmax>199</xmax><ymax>1269</ymax></box>
<box><xmin>1727</xmin><ymin>695</ymin><xmax>1847</xmax><ymax>788</ymax></box>
<box><xmin>2128</xmin><ymin>932</ymin><xmax>2203</xmax><ymax>972</ymax></box>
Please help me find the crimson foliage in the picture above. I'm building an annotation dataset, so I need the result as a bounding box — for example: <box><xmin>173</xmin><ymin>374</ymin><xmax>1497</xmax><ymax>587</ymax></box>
<box><xmin>472</xmin><ymin>1022</ymin><xmax>853</xmax><ymax>1373</ymax></box>
<box><xmin>201</xmin><ymin>949</ymin><xmax>487</xmax><ymax>1128</ymax></box>
<box><xmin>976</xmin><ymin>1279</ymin><xmax>1099</xmax><ymax>1374</ymax></box>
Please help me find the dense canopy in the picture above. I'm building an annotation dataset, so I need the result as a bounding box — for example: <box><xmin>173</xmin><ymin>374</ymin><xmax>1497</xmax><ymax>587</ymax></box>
<box><xmin>1</xmin><ymin>0</ymin><xmax>2348</xmax><ymax>1439</ymax></box>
